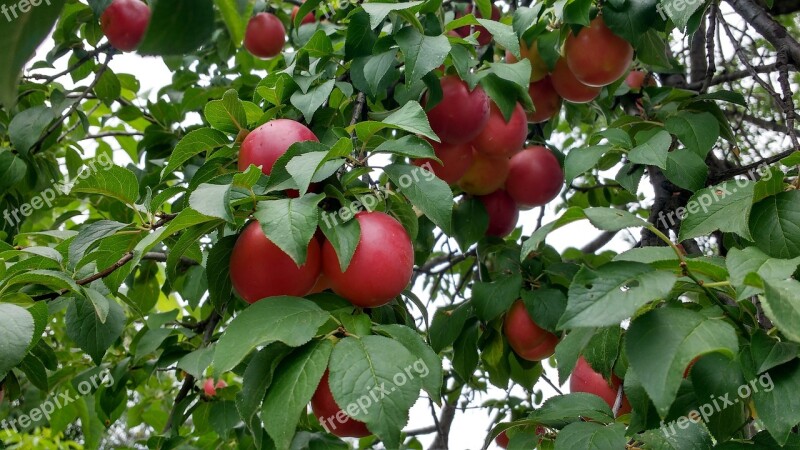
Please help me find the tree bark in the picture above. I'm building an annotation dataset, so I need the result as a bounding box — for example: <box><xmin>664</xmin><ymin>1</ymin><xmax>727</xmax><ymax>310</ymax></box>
<box><xmin>726</xmin><ymin>0</ymin><xmax>800</xmax><ymax>65</ymax></box>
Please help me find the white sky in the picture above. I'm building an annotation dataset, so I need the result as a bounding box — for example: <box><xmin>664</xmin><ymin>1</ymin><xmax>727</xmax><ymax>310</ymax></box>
<box><xmin>26</xmin><ymin>27</ymin><xmax>639</xmax><ymax>449</ymax></box>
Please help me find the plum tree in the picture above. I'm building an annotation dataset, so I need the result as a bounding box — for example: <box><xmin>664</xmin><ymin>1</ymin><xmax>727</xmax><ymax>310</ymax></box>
<box><xmin>238</xmin><ymin>119</ymin><xmax>318</xmax><ymax>175</ymax></box>
<box><xmin>2</xmin><ymin>0</ymin><xmax>799</xmax><ymax>448</ymax></box>
<box><xmin>506</xmin><ymin>40</ymin><xmax>549</xmax><ymax>82</ymax></box>
<box><xmin>311</xmin><ymin>372</ymin><xmax>371</xmax><ymax>438</ymax></box>
<box><xmin>322</xmin><ymin>211</ymin><xmax>414</xmax><ymax>307</ymax></box>
<box><xmin>550</xmin><ymin>57</ymin><xmax>602</xmax><ymax>103</ymax></box>
<box><xmin>564</xmin><ymin>15</ymin><xmax>634</xmax><ymax>87</ymax></box>
<box><xmin>471</xmin><ymin>102</ymin><xmax>528</xmax><ymax>158</ymax></box>
<box><xmin>425</xmin><ymin>75</ymin><xmax>491</xmax><ymax>145</ymax></box>
<box><xmin>455</xmin><ymin>4</ymin><xmax>501</xmax><ymax>46</ymax></box>
<box><xmin>412</xmin><ymin>141</ymin><xmax>475</xmax><ymax>185</ymax></box>
<box><xmin>229</xmin><ymin>221</ymin><xmax>322</xmax><ymax>303</ymax></box>
<box><xmin>100</xmin><ymin>0</ymin><xmax>151</xmax><ymax>51</ymax></box>
<box><xmin>478</xmin><ymin>189</ymin><xmax>518</xmax><ymax>238</ymax></box>
<box><xmin>527</xmin><ymin>76</ymin><xmax>561</xmax><ymax>124</ymax></box>
<box><xmin>244</xmin><ymin>12</ymin><xmax>286</xmax><ymax>58</ymax></box>
<box><xmin>503</xmin><ymin>300</ymin><xmax>559</xmax><ymax>361</ymax></box>
<box><xmin>505</xmin><ymin>146</ymin><xmax>564</xmax><ymax>209</ymax></box>
<box><xmin>458</xmin><ymin>151</ymin><xmax>510</xmax><ymax>195</ymax></box>
<box><xmin>570</xmin><ymin>357</ymin><xmax>631</xmax><ymax>416</ymax></box>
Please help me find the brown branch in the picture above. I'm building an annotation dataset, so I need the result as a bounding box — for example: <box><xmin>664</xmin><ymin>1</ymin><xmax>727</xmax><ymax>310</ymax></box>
<box><xmin>684</xmin><ymin>63</ymin><xmax>790</xmax><ymax>90</ymax></box>
<box><xmin>725</xmin><ymin>0</ymin><xmax>800</xmax><ymax>65</ymax></box>
<box><xmin>31</xmin><ymin>214</ymin><xmax>179</xmax><ymax>301</ymax></box>
<box><xmin>581</xmin><ymin>231</ymin><xmax>618</xmax><ymax>253</ymax></box>
<box><xmin>163</xmin><ymin>310</ymin><xmax>222</xmax><ymax>434</ymax></box>
<box><xmin>25</xmin><ymin>43</ymin><xmax>113</xmax><ymax>83</ymax></box>
<box><xmin>428</xmin><ymin>401</ymin><xmax>457</xmax><ymax>450</ymax></box>
<box><xmin>30</xmin><ymin>54</ymin><xmax>114</xmax><ymax>155</ymax></box>
<box><xmin>78</xmin><ymin>131</ymin><xmax>144</xmax><ymax>141</ymax></box>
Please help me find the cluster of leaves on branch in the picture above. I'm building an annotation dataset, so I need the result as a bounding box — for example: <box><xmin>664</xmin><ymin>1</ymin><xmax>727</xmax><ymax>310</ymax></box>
<box><xmin>0</xmin><ymin>0</ymin><xmax>799</xmax><ymax>449</ymax></box>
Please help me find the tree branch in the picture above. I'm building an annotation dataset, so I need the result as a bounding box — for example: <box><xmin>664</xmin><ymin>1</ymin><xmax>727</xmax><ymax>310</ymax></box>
<box><xmin>428</xmin><ymin>401</ymin><xmax>457</xmax><ymax>450</ymax></box>
<box><xmin>726</xmin><ymin>0</ymin><xmax>800</xmax><ymax>65</ymax></box>
<box><xmin>581</xmin><ymin>231</ymin><xmax>618</xmax><ymax>253</ymax></box>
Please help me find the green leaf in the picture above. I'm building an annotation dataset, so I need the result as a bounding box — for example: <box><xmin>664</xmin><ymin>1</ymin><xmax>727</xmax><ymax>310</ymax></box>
<box><xmin>329</xmin><ymin>335</ymin><xmax>422</xmax><ymax>449</ymax></box>
<box><xmin>4</xmin><ymin>269</ymin><xmax>82</xmax><ymax>294</ymax></box>
<box><xmin>529</xmin><ymin>392</ymin><xmax>615</xmax><ymax>426</ymax></box>
<box><xmin>189</xmin><ymin>183</ymin><xmax>234</xmax><ymax>222</ymax></box>
<box><xmin>285</xmin><ymin>151</ymin><xmax>341</xmax><ymax>197</ymax></box>
<box><xmin>176</xmin><ymin>347</ymin><xmax>214</xmax><ymax>380</ymax></box>
<box><xmin>627</xmin><ymin>129</ymin><xmax>671</xmax><ymax>169</ymax></box>
<box><xmin>353</xmin><ymin>50</ymin><xmax>399</xmax><ymax>98</ymax></box>
<box><xmin>253</xmin><ymin>194</ymin><xmax>324</xmax><ymax>266</ymax></box>
<box><xmin>626</xmin><ymin>308</ymin><xmax>739</xmax><ymax>416</ymax></box>
<box><xmin>290</xmin><ymin>79</ymin><xmax>335</xmax><ymax>123</ymax></box>
<box><xmin>451</xmin><ymin>197</ymin><xmax>488</xmax><ymax>251</ymax></box>
<box><xmin>750</xmin><ymin>330</ymin><xmax>798</xmax><ymax>374</ymax></box>
<box><xmin>726</xmin><ymin>247</ymin><xmax>800</xmax><ymax>300</ymax></box>
<box><xmin>361</xmin><ymin>1</ymin><xmax>423</xmax><ymax>28</ymax></box>
<box><xmin>430</xmin><ymin>302</ymin><xmax>473</xmax><ymax>353</ymax></box>
<box><xmin>262</xmin><ymin>339</ymin><xmax>333</xmax><ymax>450</ymax></box>
<box><xmin>68</xmin><ymin>220</ymin><xmax>128</xmax><ymax>270</ymax></box>
<box><xmin>94</xmin><ymin>68</ymin><xmax>121</xmax><ymax>105</ymax></box>
<box><xmin>319</xmin><ymin>214</ymin><xmax>360</xmax><ymax>272</ymax></box>
<box><xmin>584</xmin><ymin>207</ymin><xmax>648</xmax><ymax>232</ymax></box>
<box><xmin>9</xmin><ymin>106</ymin><xmax>55</xmax><ymax>154</ymax></box>
<box><xmin>452</xmin><ymin>320</ymin><xmax>480</xmax><ymax>380</ymax></box>
<box><xmin>0</xmin><ymin>0</ymin><xmax>65</xmax><ymax>107</ymax></box>
<box><xmin>749</xmin><ymin>191</ymin><xmax>800</xmax><ymax>259</ymax></box>
<box><xmin>207</xmin><ymin>235</ymin><xmax>237</xmax><ymax>312</ymax></box>
<box><xmin>664</xmin><ymin>150</ymin><xmax>708</xmax><ymax>191</ymax></box>
<box><xmin>477</xmin><ymin>19</ymin><xmax>519</xmax><ymax>56</ymax></box>
<box><xmin>396</xmin><ymin>27</ymin><xmax>450</xmax><ymax>88</ymax></box>
<box><xmin>212</xmin><ymin>297</ymin><xmax>331</xmax><ymax>375</ymax></box>
<box><xmin>204</xmin><ymin>89</ymin><xmax>248</xmax><ymax>134</ymax></box>
<box><xmin>761</xmin><ymin>279</ymin><xmax>800</xmax><ymax>344</ymax></box>
<box><xmin>564</xmin><ymin>146</ymin><xmax>609</xmax><ymax>185</ymax></box>
<box><xmin>375</xmin><ymin>102</ymin><xmax>439</xmax><ymax>141</ymax></box>
<box><xmin>689</xmin><ymin>353</ymin><xmax>749</xmax><ymax>441</ymax></box>
<box><xmin>373</xmin><ymin>324</ymin><xmax>443</xmax><ymax>402</ymax></box>
<box><xmin>65</xmin><ymin>296</ymin><xmax>126</xmax><ymax>365</ymax></box>
<box><xmin>634</xmin><ymin>29</ymin><xmax>672</xmax><ymax>68</ymax></box>
<box><xmin>373</xmin><ymin>135</ymin><xmax>437</xmax><ymax>160</ymax></box>
<box><xmin>137</xmin><ymin>0</ymin><xmax>215</xmax><ymax>55</ymax></box>
<box><xmin>162</xmin><ymin>128</ymin><xmax>229</xmax><ymax>178</ymax></box>
<box><xmin>345</xmin><ymin>9</ymin><xmax>378</xmax><ymax>59</ymax></box>
<box><xmin>638</xmin><ymin>419</ymin><xmax>714</xmax><ymax>449</ymax></box>
<box><xmin>472</xmin><ymin>274</ymin><xmax>523</xmax><ymax>321</ymax></box>
<box><xmin>0</xmin><ymin>304</ymin><xmax>35</xmax><ymax>378</ymax></box>
<box><xmin>384</xmin><ymin>163</ymin><xmax>453</xmax><ymax>235</ymax></box>
<box><xmin>521</xmin><ymin>207</ymin><xmax>586</xmax><ymax>259</ymax></box>
<box><xmin>560</xmin><ymin>261</ymin><xmax>676</xmax><ymax>328</ymax></box>
<box><xmin>0</xmin><ymin>149</ymin><xmax>27</xmax><ymax>189</ymax></box>
<box><xmin>236</xmin><ymin>343</ymin><xmax>292</xmax><ymax>428</ymax></box>
<box><xmin>749</xmin><ymin>359</ymin><xmax>800</xmax><ymax>445</ymax></box>
<box><xmin>214</xmin><ymin>0</ymin><xmax>253</xmax><ymax>45</ymax></box>
<box><xmin>554</xmin><ymin>422</ymin><xmax>627</xmax><ymax>450</ymax></box>
<box><xmin>72</xmin><ymin>164</ymin><xmax>140</xmax><ymax>206</ymax></box>
<box><xmin>678</xmin><ymin>180</ymin><xmax>755</xmax><ymax>241</ymax></box>
<box><xmin>665</xmin><ymin>112</ymin><xmax>719</xmax><ymax>158</ymax></box>
<box><xmin>522</xmin><ymin>288</ymin><xmax>567</xmax><ymax>333</ymax></box>
<box><xmin>660</xmin><ymin>0</ymin><xmax>706</xmax><ymax>30</ymax></box>
<box><xmin>602</xmin><ymin>0</ymin><xmax>660</xmax><ymax>43</ymax></box>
